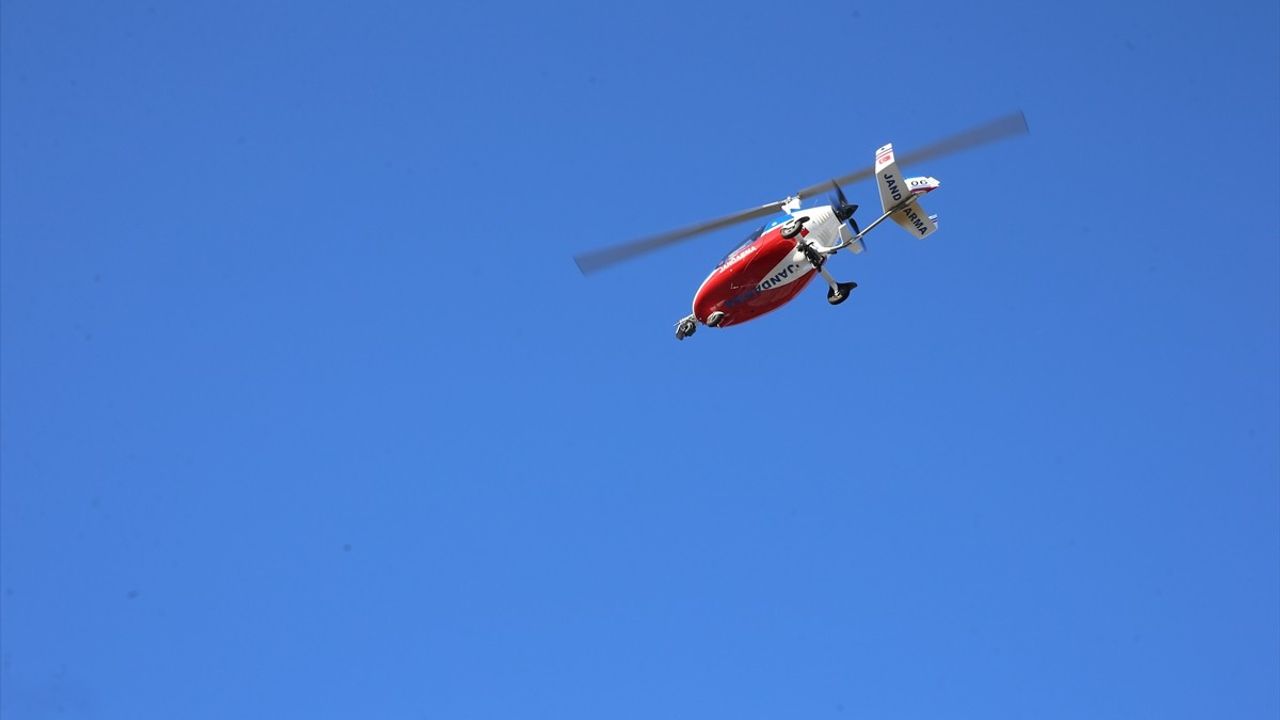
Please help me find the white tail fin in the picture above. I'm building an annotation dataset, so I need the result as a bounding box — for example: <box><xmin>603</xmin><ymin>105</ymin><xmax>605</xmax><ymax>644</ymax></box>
<box><xmin>876</xmin><ymin>143</ymin><xmax>939</xmax><ymax>239</ymax></box>
<box><xmin>874</xmin><ymin>144</ymin><xmax>909</xmax><ymax>213</ymax></box>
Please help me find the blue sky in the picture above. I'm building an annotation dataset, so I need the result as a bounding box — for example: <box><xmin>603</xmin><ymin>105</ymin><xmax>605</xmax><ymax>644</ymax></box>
<box><xmin>2</xmin><ymin>1</ymin><xmax>1277</xmax><ymax>718</ymax></box>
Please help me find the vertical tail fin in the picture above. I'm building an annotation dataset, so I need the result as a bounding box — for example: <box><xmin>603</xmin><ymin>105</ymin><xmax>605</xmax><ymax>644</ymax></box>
<box><xmin>874</xmin><ymin>144</ymin><xmax>908</xmax><ymax>213</ymax></box>
<box><xmin>876</xmin><ymin>143</ymin><xmax>939</xmax><ymax>239</ymax></box>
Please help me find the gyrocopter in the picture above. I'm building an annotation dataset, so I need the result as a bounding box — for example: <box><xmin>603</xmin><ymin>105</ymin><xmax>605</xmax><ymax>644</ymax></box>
<box><xmin>573</xmin><ymin>112</ymin><xmax>1029</xmax><ymax>340</ymax></box>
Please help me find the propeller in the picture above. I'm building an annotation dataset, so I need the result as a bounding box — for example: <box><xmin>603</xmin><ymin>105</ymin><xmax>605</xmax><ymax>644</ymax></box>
<box><xmin>574</xmin><ymin>110</ymin><xmax>1028</xmax><ymax>274</ymax></box>
<box><xmin>829</xmin><ymin>180</ymin><xmax>861</xmax><ymax>242</ymax></box>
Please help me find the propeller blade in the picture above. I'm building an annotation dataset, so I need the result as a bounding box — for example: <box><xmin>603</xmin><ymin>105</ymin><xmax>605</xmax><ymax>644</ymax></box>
<box><xmin>574</xmin><ymin>199</ymin><xmax>787</xmax><ymax>274</ymax></box>
<box><xmin>831</xmin><ymin>180</ymin><xmax>857</xmax><ymax>222</ymax></box>
<box><xmin>794</xmin><ymin>110</ymin><xmax>1029</xmax><ymax>199</ymax></box>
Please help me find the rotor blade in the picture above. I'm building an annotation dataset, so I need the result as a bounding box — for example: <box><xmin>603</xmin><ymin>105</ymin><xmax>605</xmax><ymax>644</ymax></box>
<box><xmin>574</xmin><ymin>111</ymin><xmax>1028</xmax><ymax>274</ymax></box>
<box><xmin>573</xmin><ymin>199</ymin><xmax>787</xmax><ymax>274</ymax></box>
<box><xmin>794</xmin><ymin>110</ymin><xmax>1029</xmax><ymax>199</ymax></box>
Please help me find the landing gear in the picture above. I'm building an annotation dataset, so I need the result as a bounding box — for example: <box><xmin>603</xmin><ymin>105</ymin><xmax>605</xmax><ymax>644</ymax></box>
<box><xmin>675</xmin><ymin>315</ymin><xmax>698</xmax><ymax>341</ymax></box>
<box><xmin>796</xmin><ymin>240</ymin><xmax>826</xmax><ymax>269</ymax></box>
<box><xmin>827</xmin><ymin>281</ymin><xmax>858</xmax><ymax>305</ymax></box>
<box><xmin>674</xmin><ymin>310</ymin><xmax>727</xmax><ymax>340</ymax></box>
<box><xmin>799</xmin><ymin>239</ymin><xmax>857</xmax><ymax>306</ymax></box>
<box><xmin>780</xmin><ymin>216</ymin><xmax>811</xmax><ymax>239</ymax></box>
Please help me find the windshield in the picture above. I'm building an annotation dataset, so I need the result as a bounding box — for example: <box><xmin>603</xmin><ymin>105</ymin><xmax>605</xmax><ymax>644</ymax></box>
<box><xmin>717</xmin><ymin>214</ymin><xmax>792</xmax><ymax>265</ymax></box>
<box><xmin>720</xmin><ymin>225</ymin><xmax>764</xmax><ymax>264</ymax></box>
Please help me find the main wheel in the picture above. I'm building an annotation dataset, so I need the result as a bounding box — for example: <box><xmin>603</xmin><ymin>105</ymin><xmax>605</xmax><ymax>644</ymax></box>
<box><xmin>827</xmin><ymin>281</ymin><xmax>858</xmax><ymax>305</ymax></box>
<box><xmin>780</xmin><ymin>216</ymin><xmax>810</xmax><ymax>239</ymax></box>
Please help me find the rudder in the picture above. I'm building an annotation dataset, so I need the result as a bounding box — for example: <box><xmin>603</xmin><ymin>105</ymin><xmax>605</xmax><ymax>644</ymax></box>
<box><xmin>875</xmin><ymin>144</ymin><xmax>909</xmax><ymax>213</ymax></box>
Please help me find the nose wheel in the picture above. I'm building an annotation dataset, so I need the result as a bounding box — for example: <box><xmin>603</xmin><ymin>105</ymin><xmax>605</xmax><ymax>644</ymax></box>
<box><xmin>675</xmin><ymin>315</ymin><xmax>698</xmax><ymax>341</ymax></box>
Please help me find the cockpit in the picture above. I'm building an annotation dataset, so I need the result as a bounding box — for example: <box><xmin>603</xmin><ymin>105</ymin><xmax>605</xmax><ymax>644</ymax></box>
<box><xmin>717</xmin><ymin>214</ymin><xmax>793</xmax><ymax>266</ymax></box>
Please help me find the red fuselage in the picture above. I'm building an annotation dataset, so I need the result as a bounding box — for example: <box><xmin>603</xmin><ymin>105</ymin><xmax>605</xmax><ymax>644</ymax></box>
<box><xmin>692</xmin><ymin>223</ymin><xmax>816</xmax><ymax>328</ymax></box>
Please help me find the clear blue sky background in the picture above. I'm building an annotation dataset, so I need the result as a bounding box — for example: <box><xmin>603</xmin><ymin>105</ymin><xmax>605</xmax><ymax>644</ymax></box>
<box><xmin>2</xmin><ymin>1</ymin><xmax>1278</xmax><ymax>718</ymax></box>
